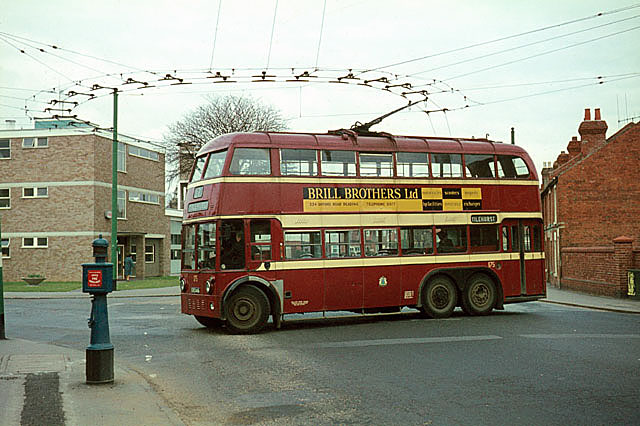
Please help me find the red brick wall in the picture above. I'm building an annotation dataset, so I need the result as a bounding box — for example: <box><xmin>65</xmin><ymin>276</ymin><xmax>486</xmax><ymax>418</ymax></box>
<box><xmin>555</xmin><ymin>123</ymin><xmax>640</xmax><ymax>248</ymax></box>
<box><xmin>561</xmin><ymin>246</ymin><xmax>617</xmax><ymax>296</ymax></box>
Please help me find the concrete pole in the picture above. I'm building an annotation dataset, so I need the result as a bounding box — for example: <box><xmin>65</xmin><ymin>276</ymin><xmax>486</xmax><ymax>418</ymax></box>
<box><xmin>111</xmin><ymin>90</ymin><xmax>118</xmax><ymax>282</ymax></box>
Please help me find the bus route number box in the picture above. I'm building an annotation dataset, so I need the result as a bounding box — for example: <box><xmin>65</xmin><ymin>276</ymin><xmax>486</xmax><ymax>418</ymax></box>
<box><xmin>82</xmin><ymin>263</ymin><xmax>114</xmax><ymax>294</ymax></box>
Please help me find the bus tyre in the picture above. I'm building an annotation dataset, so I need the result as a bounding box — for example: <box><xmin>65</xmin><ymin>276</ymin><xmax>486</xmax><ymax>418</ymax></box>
<box><xmin>225</xmin><ymin>285</ymin><xmax>270</xmax><ymax>334</ymax></box>
<box><xmin>462</xmin><ymin>274</ymin><xmax>497</xmax><ymax>316</ymax></box>
<box><xmin>194</xmin><ymin>315</ymin><xmax>223</xmax><ymax>329</ymax></box>
<box><xmin>421</xmin><ymin>276</ymin><xmax>457</xmax><ymax>319</ymax></box>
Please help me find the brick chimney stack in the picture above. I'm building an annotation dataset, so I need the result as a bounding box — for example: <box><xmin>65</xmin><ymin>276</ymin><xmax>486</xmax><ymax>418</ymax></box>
<box><xmin>578</xmin><ymin>108</ymin><xmax>607</xmax><ymax>156</ymax></box>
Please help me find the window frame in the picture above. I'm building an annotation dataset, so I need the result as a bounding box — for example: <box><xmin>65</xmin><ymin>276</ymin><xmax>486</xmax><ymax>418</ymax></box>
<box><xmin>358</xmin><ymin>152</ymin><xmax>394</xmax><ymax>177</ymax></box>
<box><xmin>249</xmin><ymin>219</ymin><xmax>272</xmax><ymax>261</ymax></box>
<box><xmin>128</xmin><ymin>190</ymin><xmax>160</xmax><ymax>205</ymax></box>
<box><xmin>117</xmin><ymin>142</ymin><xmax>126</xmax><ymax>172</ymax></box>
<box><xmin>0</xmin><ymin>187</ymin><xmax>10</xmax><ymax>209</ymax></box>
<box><xmin>431</xmin><ymin>153</ymin><xmax>463</xmax><ymax>178</ymax></box>
<box><xmin>145</xmin><ymin>243</ymin><xmax>155</xmax><ymax>263</ymax></box>
<box><xmin>0</xmin><ymin>138</ymin><xmax>11</xmax><ymax>159</ymax></box>
<box><xmin>464</xmin><ymin>154</ymin><xmax>496</xmax><ymax>179</ymax></box>
<box><xmin>1</xmin><ymin>237</ymin><xmax>9</xmax><ymax>258</ymax></box>
<box><xmin>469</xmin><ymin>224</ymin><xmax>500</xmax><ymax>253</ymax></box>
<box><xmin>23</xmin><ymin>237</ymin><xmax>48</xmax><ymax>248</ymax></box>
<box><xmin>128</xmin><ymin>145</ymin><xmax>159</xmax><ymax>161</ymax></box>
<box><xmin>280</xmin><ymin>148</ymin><xmax>319</xmax><ymax>176</ymax></box>
<box><xmin>283</xmin><ymin>230</ymin><xmax>322</xmax><ymax>260</ymax></box>
<box><xmin>364</xmin><ymin>228</ymin><xmax>398</xmax><ymax>257</ymax></box>
<box><xmin>229</xmin><ymin>148</ymin><xmax>271</xmax><ymax>176</ymax></box>
<box><xmin>396</xmin><ymin>152</ymin><xmax>430</xmax><ymax>178</ymax></box>
<box><xmin>320</xmin><ymin>150</ymin><xmax>357</xmax><ymax>177</ymax></box>
<box><xmin>22</xmin><ymin>137</ymin><xmax>48</xmax><ymax>148</ymax></box>
<box><xmin>400</xmin><ymin>226</ymin><xmax>434</xmax><ymax>256</ymax></box>
<box><xmin>22</xmin><ymin>187</ymin><xmax>48</xmax><ymax>198</ymax></box>
<box><xmin>325</xmin><ymin>229</ymin><xmax>362</xmax><ymax>258</ymax></box>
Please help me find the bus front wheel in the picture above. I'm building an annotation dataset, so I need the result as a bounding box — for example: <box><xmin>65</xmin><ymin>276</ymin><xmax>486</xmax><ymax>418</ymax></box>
<box><xmin>421</xmin><ymin>276</ymin><xmax>457</xmax><ymax>319</ymax></box>
<box><xmin>462</xmin><ymin>274</ymin><xmax>497</xmax><ymax>316</ymax></box>
<box><xmin>225</xmin><ymin>285</ymin><xmax>270</xmax><ymax>334</ymax></box>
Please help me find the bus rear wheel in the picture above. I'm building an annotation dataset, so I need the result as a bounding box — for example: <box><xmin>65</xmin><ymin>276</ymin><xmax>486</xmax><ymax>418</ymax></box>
<box><xmin>194</xmin><ymin>315</ymin><xmax>223</xmax><ymax>329</ymax></box>
<box><xmin>421</xmin><ymin>276</ymin><xmax>457</xmax><ymax>319</ymax></box>
<box><xmin>461</xmin><ymin>274</ymin><xmax>497</xmax><ymax>316</ymax></box>
<box><xmin>225</xmin><ymin>285</ymin><xmax>270</xmax><ymax>334</ymax></box>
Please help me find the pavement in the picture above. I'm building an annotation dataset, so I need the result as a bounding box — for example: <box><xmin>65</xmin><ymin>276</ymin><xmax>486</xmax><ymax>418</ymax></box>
<box><xmin>1</xmin><ymin>284</ymin><xmax>638</xmax><ymax>425</ymax></box>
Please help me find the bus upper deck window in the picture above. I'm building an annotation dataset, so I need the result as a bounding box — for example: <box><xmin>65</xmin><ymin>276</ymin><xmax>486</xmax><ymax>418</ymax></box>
<box><xmin>497</xmin><ymin>155</ymin><xmax>530</xmax><ymax>179</ymax></box>
<box><xmin>321</xmin><ymin>150</ymin><xmax>356</xmax><ymax>176</ymax></box>
<box><xmin>280</xmin><ymin>149</ymin><xmax>318</xmax><ymax>176</ymax></box>
<box><xmin>431</xmin><ymin>153</ymin><xmax>463</xmax><ymax>178</ymax></box>
<box><xmin>229</xmin><ymin>148</ymin><xmax>271</xmax><ymax>175</ymax></box>
<box><xmin>465</xmin><ymin>154</ymin><xmax>496</xmax><ymax>178</ymax></box>
<box><xmin>397</xmin><ymin>152</ymin><xmax>429</xmax><ymax>177</ymax></box>
<box><xmin>203</xmin><ymin>150</ymin><xmax>227</xmax><ymax>179</ymax></box>
<box><xmin>359</xmin><ymin>153</ymin><xmax>393</xmax><ymax>177</ymax></box>
<box><xmin>191</xmin><ymin>156</ymin><xmax>207</xmax><ymax>182</ymax></box>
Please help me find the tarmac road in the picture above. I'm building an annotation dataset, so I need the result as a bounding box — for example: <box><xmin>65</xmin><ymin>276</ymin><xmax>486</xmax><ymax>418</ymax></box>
<box><xmin>3</xmin><ymin>294</ymin><xmax>640</xmax><ymax>425</ymax></box>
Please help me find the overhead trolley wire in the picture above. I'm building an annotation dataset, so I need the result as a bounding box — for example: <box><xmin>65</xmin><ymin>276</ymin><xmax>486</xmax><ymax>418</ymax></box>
<box><xmin>363</xmin><ymin>2</ymin><xmax>640</xmax><ymax>73</ymax></box>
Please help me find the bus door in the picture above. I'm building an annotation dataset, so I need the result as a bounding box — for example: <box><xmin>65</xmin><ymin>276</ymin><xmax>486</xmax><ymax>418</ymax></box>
<box><xmin>323</xmin><ymin>229</ymin><xmax>363</xmax><ymax>311</ymax></box>
<box><xmin>220</xmin><ymin>219</ymin><xmax>245</xmax><ymax>271</ymax></box>
<box><xmin>521</xmin><ymin>220</ymin><xmax>545</xmax><ymax>295</ymax></box>
<box><xmin>246</xmin><ymin>219</ymin><xmax>274</xmax><ymax>272</ymax></box>
<box><xmin>502</xmin><ymin>219</ymin><xmax>544</xmax><ymax>296</ymax></box>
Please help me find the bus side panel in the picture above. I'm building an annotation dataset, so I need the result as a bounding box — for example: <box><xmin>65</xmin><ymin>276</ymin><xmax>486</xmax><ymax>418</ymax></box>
<box><xmin>278</xmin><ymin>267</ymin><xmax>324</xmax><ymax>314</ymax></box>
<box><xmin>363</xmin><ymin>264</ymin><xmax>402</xmax><ymax>308</ymax></box>
<box><xmin>525</xmin><ymin>258</ymin><xmax>545</xmax><ymax>295</ymax></box>
<box><xmin>499</xmin><ymin>257</ymin><xmax>522</xmax><ymax>297</ymax></box>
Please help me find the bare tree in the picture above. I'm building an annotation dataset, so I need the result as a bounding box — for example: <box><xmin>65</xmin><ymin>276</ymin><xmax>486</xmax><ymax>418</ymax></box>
<box><xmin>164</xmin><ymin>94</ymin><xmax>288</xmax><ymax>182</ymax></box>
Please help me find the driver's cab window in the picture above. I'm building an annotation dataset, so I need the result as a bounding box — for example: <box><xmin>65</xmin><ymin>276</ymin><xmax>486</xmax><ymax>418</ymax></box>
<box><xmin>220</xmin><ymin>219</ymin><xmax>245</xmax><ymax>270</ymax></box>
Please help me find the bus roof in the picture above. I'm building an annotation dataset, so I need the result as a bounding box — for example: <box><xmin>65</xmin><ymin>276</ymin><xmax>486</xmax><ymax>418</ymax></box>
<box><xmin>198</xmin><ymin>131</ymin><xmax>529</xmax><ymax>157</ymax></box>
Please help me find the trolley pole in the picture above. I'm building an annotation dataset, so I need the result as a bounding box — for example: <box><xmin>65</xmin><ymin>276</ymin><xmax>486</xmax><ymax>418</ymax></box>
<box><xmin>111</xmin><ymin>89</ymin><xmax>118</xmax><ymax>282</ymax></box>
<box><xmin>1</xmin><ymin>216</ymin><xmax>6</xmax><ymax>339</ymax></box>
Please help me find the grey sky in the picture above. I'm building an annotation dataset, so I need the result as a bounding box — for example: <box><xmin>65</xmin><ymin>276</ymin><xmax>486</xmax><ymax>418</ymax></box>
<box><xmin>1</xmin><ymin>0</ymin><xmax>639</xmax><ymax>176</ymax></box>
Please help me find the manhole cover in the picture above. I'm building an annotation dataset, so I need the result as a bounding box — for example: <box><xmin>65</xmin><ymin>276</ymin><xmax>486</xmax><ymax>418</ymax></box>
<box><xmin>4</xmin><ymin>354</ymin><xmax>67</xmax><ymax>374</ymax></box>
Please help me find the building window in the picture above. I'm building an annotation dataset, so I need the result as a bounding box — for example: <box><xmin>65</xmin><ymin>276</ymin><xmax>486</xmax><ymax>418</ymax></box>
<box><xmin>0</xmin><ymin>188</ymin><xmax>9</xmax><ymax>208</ymax></box>
<box><xmin>397</xmin><ymin>152</ymin><xmax>429</xmax><ymax>177</ymax></box>
<box><xmin>22</xmin><ymin>137</ymin><xmax>48</xmax><ymax>148</ymax></box>
<box><xmin>170</xmin><ymin>249</ymin><xmax>181</xmax><ymax>260</ymax></box>
<box><xmin>321</xmin><ymin>150</ymin><xmax>356</xmax><ymax>176</ymax></box>
<box><xmin>23</xmin><ymin>187</ymin><xmax>48</xmax><ymax>198</ymax></box>
<box><xmin>117</xmin><ymin>142</ymin><xmax>126</xmax><ymax>172</ymax></box>
<box><xmin>171</xmin><ymin>233</ymin><xmax>181</xmax><ymax>245</ymax></box>
<box><xmin>280</xmin><ymin>149</ymin><xmax>318</xmax><ymax>176</ymax></box>
<box><xmin>128</xmin><ymin>191</ymin><xmax>160</xmax><ymax>204</ymax></box>
<box><xmin>129</xmin><ymin>145</ymin><xmax>159</xmax><ymax>161</ymax></box>
<box><xmin>145</xmin><ymin>244</ymin><xmax>155</xmax><ymax>263</ymax></box>
<box><xmin>1</xmin><ymin>238</ymin><xmax>9</xmax><ymax>258</ymax></box>
<box><xmin>325</xmin><ymin>229</ymin><xmax>361</xmax><ymax>258</ymax></box>
<box><xmin>0</xmin><ymin>139</ymin><xmax>10</xmax><ymax>159</ymax></box>
<box><xmin>284</xmin><ymin>231</ymin><xmax>322</xmax><ymax>259</ymax></box>
<box><xmin>23</xmin><ymin>237</ymin><xmax>48</xmax><ymax>248</ymax></box>
<box><xmin>130</xmin><ymin>244</ymin><xmax>137</xmax><ymax>263</ymax></box>
<box><xmin>359</xmin><ymin>153</ymin><xmax>393</xmax><ymax>177</ymax></box>
<box><xmin>229</xmin><ymin>148</ymin><xmax>271</xmax><ymax>175</ymax></box>
<box><xmin>117</xmin><ymin>190</ymin><xmax>126</xmax><ymax>219</ymax></box>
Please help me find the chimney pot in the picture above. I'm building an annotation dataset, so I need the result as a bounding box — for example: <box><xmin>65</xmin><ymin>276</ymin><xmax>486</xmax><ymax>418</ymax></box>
<box><xmin>594</xmin><ymin>108</ymin><xmax>601</xmax><ymax>120</ymax></box>
<box><xmin>584</xmin><ymin>108</ymin><xmax>591</xmax><ymax>121</ymax></box>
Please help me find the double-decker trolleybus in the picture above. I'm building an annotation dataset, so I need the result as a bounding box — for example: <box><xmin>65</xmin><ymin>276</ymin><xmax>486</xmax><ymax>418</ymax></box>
<box><xmin>180</xmin><ymin>130</ymin><xmax>545</xmax><ymax>334</ymax></box>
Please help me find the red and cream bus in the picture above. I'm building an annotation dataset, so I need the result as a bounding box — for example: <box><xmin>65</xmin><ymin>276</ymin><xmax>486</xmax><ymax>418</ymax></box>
<box><xmin>180</xmin><ymin>130</ymin><xmax>545</xmax><ymax>333</ymax></box>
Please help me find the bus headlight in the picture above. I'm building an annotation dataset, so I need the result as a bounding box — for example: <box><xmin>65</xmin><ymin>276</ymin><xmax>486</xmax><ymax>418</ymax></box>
<box><xmin>205</xmin><ymin>278</ymin><xmax>214</xmax><ymax>294</ymax></box>
<box><xmin>180</xmin><ymin>278</ymin><xmax>187</xmax><ymax>292</ymax></box>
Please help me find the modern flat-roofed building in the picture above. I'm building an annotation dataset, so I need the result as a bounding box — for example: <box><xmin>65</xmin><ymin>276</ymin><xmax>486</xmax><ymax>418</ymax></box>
<box><xmin>0</xmin><ymin>118</ymin><xmax>171</xmax><ymax>282</ymax></box>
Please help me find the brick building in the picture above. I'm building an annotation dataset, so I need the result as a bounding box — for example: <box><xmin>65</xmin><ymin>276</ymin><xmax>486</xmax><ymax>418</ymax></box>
<box><xmin>0</xmin><ymin>118</ymin><xmax>173</xmax><ymax>282</ymax></box>
<box><xmin>541</xmin><ymin>108</ymin><xmax>640</xmax><ymax>297</ymax></box>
